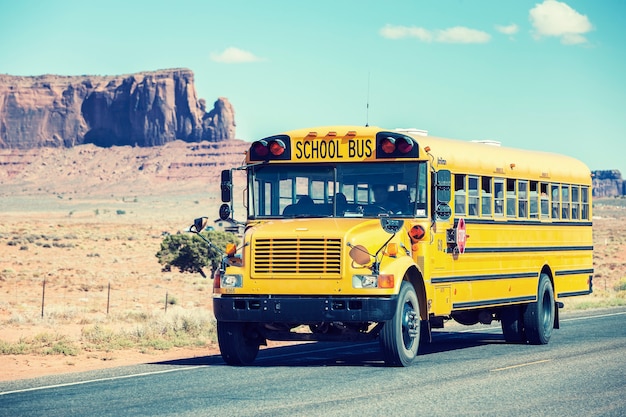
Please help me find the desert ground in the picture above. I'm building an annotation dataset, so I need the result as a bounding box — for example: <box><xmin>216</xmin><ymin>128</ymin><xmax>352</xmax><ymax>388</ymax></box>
<box><xmin>1</xmin><ymin>145</ymin><xmax>625</xmax><ymax>382</ymax></box>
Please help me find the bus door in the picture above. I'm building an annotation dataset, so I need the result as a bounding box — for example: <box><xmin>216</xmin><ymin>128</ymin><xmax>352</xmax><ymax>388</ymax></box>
<box><xmin>429</xmin><ymin>169</ymin><xmax>454</xmax><ymax>315</ymax></box>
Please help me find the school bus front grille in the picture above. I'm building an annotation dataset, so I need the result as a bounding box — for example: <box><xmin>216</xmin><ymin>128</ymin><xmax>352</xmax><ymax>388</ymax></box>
<box><xmin>253</xmin><ymin>238</ymin><xmax>342</xmax><ymax>277</ymax></box>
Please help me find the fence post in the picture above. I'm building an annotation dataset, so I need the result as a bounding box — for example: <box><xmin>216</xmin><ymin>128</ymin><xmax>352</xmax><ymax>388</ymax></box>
<box><xmin>165</xmin><ymin>291</ymin><xmax>168</xmax><ymax>313</ymax></box>
<box><xmin>41</xmin><ymin>278</ymin><xmax>46</xmax><ymax>318</ymax></box>
<box><xmin>107</xmin><ymin>282</ymin><xmax>111</xmax><ymax>315</ymax></box>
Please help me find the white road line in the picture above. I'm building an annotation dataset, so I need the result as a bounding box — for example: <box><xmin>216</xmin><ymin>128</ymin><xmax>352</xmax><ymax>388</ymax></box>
<box><xmin>490</xmin><ymin>359</ymin><xmax>551</xmax><ymax>372</ymax></box>
<box><xmin>0</xmin><ymin>365</ymin><xmax>204</xmax><ymax>396</ymax></box>
<box><xmin>561</xmin><ymin>310</ymin><xmax>626</xmax><ymax>321</ymax></box>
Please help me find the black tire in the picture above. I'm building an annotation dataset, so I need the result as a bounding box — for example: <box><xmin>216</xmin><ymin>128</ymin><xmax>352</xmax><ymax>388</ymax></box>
<box><xmin>217</xmin><ymin>321</ymin><xmax>260</xmax><ymax>365</ymax></box>
<box><xmin>500</xmin><ymin>305</ymin><xmax>526</xmax><ymax>343</ymax></box>
<box><xmin>523</xmin><ymin>274</ymin><xmax>555</xmax><ymax>345</ymax></box>
<box><xmin>380</xmin><ymin>281</ymin><xmax>420</xmax><ymax>367</ymax></box>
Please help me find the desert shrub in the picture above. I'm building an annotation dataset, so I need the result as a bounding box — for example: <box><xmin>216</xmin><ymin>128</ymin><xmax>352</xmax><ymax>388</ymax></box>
<box><xmin>156</xmin><ymin>230</ymin><xmax>238</xmax><ymax>278</ymax></box>
<box><xmin>78</xmin><ymin>309</ymin><xmax>216</xmax><ymax>353</ymax></box>
<box><xmin>615</xmin><ymin>277</ymin><xmax>626</xmax><ymax>292</ymax></box>
<box><xmin>82</xmin><ymin>325</ymin><xmax>134</xmax><ymax>350</ymax></box>
<box><xmin>0</xmin><ymin>339</ymin><xmax>30</xmax><ymax>355</ymax></box>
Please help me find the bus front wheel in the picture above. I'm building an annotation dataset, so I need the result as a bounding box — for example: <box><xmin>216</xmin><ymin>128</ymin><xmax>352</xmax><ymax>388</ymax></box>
<box><xmin>380</xmin><ymin>281</ymin><xmax>420</xmax><ymax>367</ymax></box>
<box><xmin>523</xmin><ymin>274</ymin><xmax>555</xmax><ymax>345</ymax></box>
<box><xmin>217</xmin><ymin>321</ymin><xmax>260</xmax><ymax>365</ymax></box>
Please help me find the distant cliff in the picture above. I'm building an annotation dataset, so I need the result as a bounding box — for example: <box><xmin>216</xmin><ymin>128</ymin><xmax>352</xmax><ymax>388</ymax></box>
<box><xmin>0</xmin><ymin>68</ymin><xmax>235</xmax><ymax>149</ymax></box>
<box><xmin>593</xmin><ymin>170</ymin><xmax>625</xmax><ymax>198</ymax></box>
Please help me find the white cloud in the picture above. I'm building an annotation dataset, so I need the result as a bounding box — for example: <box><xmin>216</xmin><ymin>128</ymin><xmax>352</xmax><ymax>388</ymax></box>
<box><xmin>529</xmin><ymin>0</ymin><xmax>592</xmax><ymax>45</ymax></box>
<box><xmin>435</xmin><ymin>27</ymin><xmax>491</xmax><ymax>43</ymax></box>
<box><xmin>210</xmin><ymin>47</ymin><xmax>264</xmax><ymax>63</ymax></box>
<box><xmin>380</xmin><ymin>24</ymin><xmax>490</xmax><ymax>44</ymax></box>
<box><xmin>495</xmin><ymin>23</ymin><xmax>519</xmax><ymax>35</ymax></box>
<box><xmin>380</xmin><ymin>25</ymin><xmax>432</xmax><ymax>42</ymax></box>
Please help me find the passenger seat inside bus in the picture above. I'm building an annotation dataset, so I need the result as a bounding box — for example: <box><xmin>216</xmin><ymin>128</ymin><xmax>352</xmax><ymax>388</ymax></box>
<box><xmin>282</xmin><ymin>195</ymin><xmax>315</xmax><ymax>216</ymax></box>
<box><xmin>388</xmin><ymin>190</ymin><xmax>410</xmax><ymax>213</ymax></box>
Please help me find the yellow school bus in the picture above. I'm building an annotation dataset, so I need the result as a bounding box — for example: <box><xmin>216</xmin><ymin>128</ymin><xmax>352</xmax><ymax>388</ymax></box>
<box><xmin>191</xmin><ymin>125</ymin><xmax>593</xmax><ymax>366</ymax></box>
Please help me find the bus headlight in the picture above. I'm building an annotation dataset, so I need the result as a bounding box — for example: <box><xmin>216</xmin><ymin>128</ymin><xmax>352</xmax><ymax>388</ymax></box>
<box><xmin>352</xmin><ymin>274</ymin><xmax>378</xmax><ymax>288</ymax></box>
<box><xmin>221</xmin><ymin>274</ymin><xmax>243</xmax><ymax>288</ymax></box>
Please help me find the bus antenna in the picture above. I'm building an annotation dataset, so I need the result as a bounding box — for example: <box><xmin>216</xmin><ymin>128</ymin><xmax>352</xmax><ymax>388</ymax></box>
<box><xmin>365</xmin><ymin>72</ymin><xmax>370</xmax><ymax>127</ymax></box>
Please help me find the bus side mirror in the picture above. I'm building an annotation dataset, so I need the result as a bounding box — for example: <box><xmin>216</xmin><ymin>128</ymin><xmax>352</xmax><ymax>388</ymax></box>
<box><xmin>221</xmin><ymin>170</ymin><xmax>232</xmax><ymax>203</ymax></box>
<box><xmin>219</xmin><ymin>204</ymin><xmax>231</xmax><ymax>221</ymax></box>
<box><xmin>435</xmin><ymin>169</ymin><xmax>451</xmax><ymax>203</ymax></box>
<box><xmin>435</xmin><ymin>169</ymin><xmax>452</xmax><ymax>221</ymax></box>
<box><xmin>190</xmin><ymin>217</ymin><xmax>209</xmax><ymax>233</ymax></box>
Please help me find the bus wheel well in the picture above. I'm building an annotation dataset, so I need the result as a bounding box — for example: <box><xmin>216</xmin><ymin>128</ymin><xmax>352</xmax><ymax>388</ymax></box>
<box><xmin>540</xmin><ymin>265</ymin><xmax>554</xmax><ymax>285</ymax></box>
<box><xmin>404</xmin><ymin>266</ymin><xmax>427</xmax><ymax>321</ymax></box>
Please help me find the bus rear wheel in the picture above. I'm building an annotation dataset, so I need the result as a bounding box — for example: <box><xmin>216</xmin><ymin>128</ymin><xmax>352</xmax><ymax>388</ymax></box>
<box><xmin>217</xmin><ymin>321</ymin><xmax>260</xmax><ymax>365</ymax></box>
<box><xmin>380</xmin><ymin>281</ymin><xmax>420</xmax><ymax>367</ymax></box>
<box><xmin>523</xmin><ymin>274</ymin><xmax>555</xmax><ymax>345</ymax></box>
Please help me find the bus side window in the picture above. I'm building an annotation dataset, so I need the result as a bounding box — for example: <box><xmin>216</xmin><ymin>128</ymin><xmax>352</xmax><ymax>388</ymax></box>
<box><xmin>455</xmin><ymin>174</ymin><xmax>466</xmax><ymax>215</ymax></box>
<box><xmin>481</xmin><ymin>176</ymin><xmax>492</xmax><ymax>217</ymax></box>
<box><xmin>518</xmin><ymin>180</ymin><xmax>528</xmax><ymax>218</ymax></box>
<box><xmin>506</xmin><ymin>178</ymin><xmax>516</xmax><ymax>217</ymax></box>
<box><xmin>540</xmin><ymin>183</ymin><xmax>550</xmax><ymax>219</ymax></box>
<box><xmin>494</xmin><ymin>179</ymin><xmax>504</xmax><ymax>216</ymax></box>
<box><xmin>551</xmin><ymin>184</ymin><xmax>560</xmax><ymax>219</ymax></box>
<box><xmin>561</xmin><ymin>185</ymin><xmax>570</xmax><ymax>219</ymax></box>
<box><xmin>571</xmin><ymin>185</ymin><xmax>580</xmax><ymax>220</ymax></box>
<box><xmin>530</xmin><ymin>181</ymin><xmax>539</xmax><ymax>218</ymax></box>
<box><xmin>581</xmin><ymin>186</ymin><xmax>590</xmax><ymax>220</ymax></box>
<box><xmin>468</xmin><ymin>176</ymin><xmax>479</xmax><ymax>216</ymax></box>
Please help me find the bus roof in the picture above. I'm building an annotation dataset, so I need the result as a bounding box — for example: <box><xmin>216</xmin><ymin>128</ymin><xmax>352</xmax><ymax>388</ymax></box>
<box><xmin>411</xmin><ymin>133</ymin><xmax>591</xmax><ymax>185</ymax></box>
<box><xmin>277</xmin><ymin>125</ymin><xmax>591</xmax><ymax>185</ymax></box>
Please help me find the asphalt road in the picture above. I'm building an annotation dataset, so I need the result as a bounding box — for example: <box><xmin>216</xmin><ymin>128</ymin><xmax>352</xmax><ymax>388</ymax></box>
<box><xmin>1</xmin><ymin>307</ymin><xmax>625</xmax><ymax>417</ymax></box>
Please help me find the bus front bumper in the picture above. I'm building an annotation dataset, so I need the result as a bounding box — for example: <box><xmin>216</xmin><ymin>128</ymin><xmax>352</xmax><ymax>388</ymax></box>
<box><xmin>213</xmin><ymin>295</ymin><xmax>399</xmax><ymax>323</ymax></box>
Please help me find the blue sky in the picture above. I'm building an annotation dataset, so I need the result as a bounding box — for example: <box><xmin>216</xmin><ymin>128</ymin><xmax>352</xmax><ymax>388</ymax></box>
<box><xmin>1</xmin><ymin>0</ymin><xmax>625</xmax><ymax>174</ymax></box>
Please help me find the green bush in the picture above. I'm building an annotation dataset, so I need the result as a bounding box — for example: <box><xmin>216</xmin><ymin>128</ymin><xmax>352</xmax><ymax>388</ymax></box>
<box><xmin>155</xmin><ymin>230</ymin><xmax>239</xmax><ymax>278</ymax></box>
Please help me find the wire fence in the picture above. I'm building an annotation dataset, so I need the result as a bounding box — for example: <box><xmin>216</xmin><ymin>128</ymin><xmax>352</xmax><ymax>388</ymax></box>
<box><xmin>0</xmin><ymin>277</ymin><xmax>214</xmax><ymax>320</ymax></box>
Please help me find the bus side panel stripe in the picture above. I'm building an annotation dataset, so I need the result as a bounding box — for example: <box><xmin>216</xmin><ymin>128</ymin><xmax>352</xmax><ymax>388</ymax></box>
<box><xmin>464</xmin><ymin>246</ymin><xmax>593</xmax><ymax>254</ymax></box>
<box><xmin>555</xmin><ymin>268</ymin><xmax>594</xmax><ymax>276</ymax></box>
<box><xmin>431</xmin><ymin>272</ymin><xmax>537</xmax><ymax>284</ymax></box>
<box><xmin>453</xmin><ymin>296</ymin><xmax>536</xmax><ymax>309</ymax></box>
<box><xmin>558</xmin><ymin>290</ymin><xmax>593</xmax><ymax>298</ymax></box>
<box><xmin>462</xmin><ymin>219</ymin><xmax>592</xmax><ymax>227</ymax></box>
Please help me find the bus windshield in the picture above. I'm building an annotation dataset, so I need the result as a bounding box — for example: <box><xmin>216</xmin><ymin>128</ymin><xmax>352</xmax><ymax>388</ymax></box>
<box><xmin>248</xmin><ymin>162</ymin><xmax>428</xmax><ymax>219</ymax></box>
